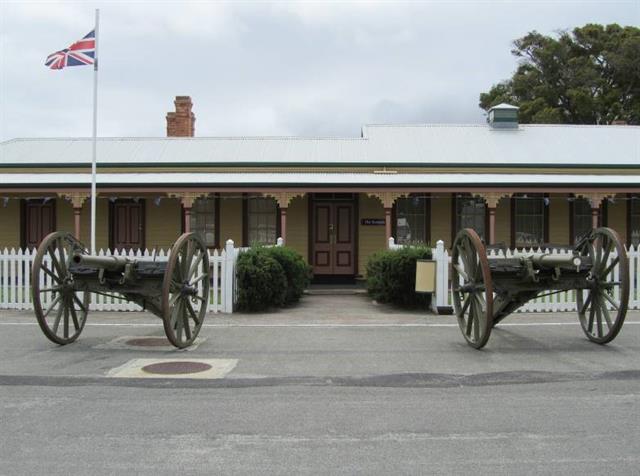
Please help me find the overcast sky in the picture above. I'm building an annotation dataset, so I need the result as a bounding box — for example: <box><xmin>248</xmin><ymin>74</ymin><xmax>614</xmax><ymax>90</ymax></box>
<box><xmin>0</xmin><ymin>0</ymin><xmax>637</xmax><ymax>141</ymax></box>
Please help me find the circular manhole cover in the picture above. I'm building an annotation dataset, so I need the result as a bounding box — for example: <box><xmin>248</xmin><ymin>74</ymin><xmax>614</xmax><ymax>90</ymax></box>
<box><xmin>141</xmin><ymin>361</ymin><xmax>212</xmax><ymax>375</ymax></box>
<box><xmin>126</xmin><ymin>338</ymin><xmax>169</xmax><ymax>347</ymax></box>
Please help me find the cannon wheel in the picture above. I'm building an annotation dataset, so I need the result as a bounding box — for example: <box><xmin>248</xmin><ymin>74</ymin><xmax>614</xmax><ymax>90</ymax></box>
<box><xmin>451</xmin><ymin>229</ymin><xmax>494</xmax><ymax>349</ymax></box>
<box><xmin>162</xmin><ymin>232</ymin><xmax>210</xmax><ymax>348</ymax></box>
<box><xmin>576</xmin><ymin>227</ymin><xmax>629</xmax><ymax>344</ymax></box>
<box><xmin>32</xmin><ymin>231</ymin><xmax>90</xmax><ymax>345</ymax></box>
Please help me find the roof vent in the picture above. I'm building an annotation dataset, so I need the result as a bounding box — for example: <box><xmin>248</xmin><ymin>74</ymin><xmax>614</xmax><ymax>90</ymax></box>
<box><xmin>488</xmin><ymin>103</ymin><xmax>519</xmax><ymax>129</ymax></box>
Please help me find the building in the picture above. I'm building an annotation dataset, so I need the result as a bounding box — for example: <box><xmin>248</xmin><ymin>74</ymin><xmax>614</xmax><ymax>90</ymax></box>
<box><xmin>1</xmin><ymin>96</ymin><xmax>639</xmax><ymax>280</ymax></box>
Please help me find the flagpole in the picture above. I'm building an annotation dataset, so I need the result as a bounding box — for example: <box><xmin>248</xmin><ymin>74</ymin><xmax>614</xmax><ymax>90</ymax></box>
<box><xmin>90</xmin><ymin>8</ymin><xmax>99</xmax><ymax>254</ymax></box>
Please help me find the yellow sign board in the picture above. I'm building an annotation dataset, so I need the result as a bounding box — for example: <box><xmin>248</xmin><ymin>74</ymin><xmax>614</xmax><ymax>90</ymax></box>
<box><xmin>415</xmin><ymin>259</ymin><xmax>436</xmax><ymax>294</ymax></box>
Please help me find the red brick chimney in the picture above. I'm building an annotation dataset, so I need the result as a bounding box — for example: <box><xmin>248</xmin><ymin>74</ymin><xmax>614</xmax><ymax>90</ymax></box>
<box><xmin>166</xmin><ymin>96</ymin><xmax>195</xmax><ymax>137</ymax></box>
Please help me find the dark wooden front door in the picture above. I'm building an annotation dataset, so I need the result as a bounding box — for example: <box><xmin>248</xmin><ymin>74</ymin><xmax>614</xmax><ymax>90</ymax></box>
<box><xmin>110</xmin><ymin>200</ymin><xmax>145</xmax><ymax>251</ymax></box>
<box><xmin>312</xmin><ymin>201</ymin><xmax>355</xmax><ymax>275</ymax></box>
<box><xmin>23</xmin><ymin>200</ymin><xmax>56</xmax><ymax>250</ymax></box>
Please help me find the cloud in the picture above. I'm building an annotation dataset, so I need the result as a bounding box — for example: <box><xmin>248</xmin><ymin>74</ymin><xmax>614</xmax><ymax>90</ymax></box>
<box><xmin>1</xmin><ymin>0</ymin><xmax>638</xmax><ymax>141</ymax></box>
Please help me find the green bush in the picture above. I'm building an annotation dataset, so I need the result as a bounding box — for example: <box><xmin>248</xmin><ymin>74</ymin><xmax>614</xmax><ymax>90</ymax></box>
<box><xmin>366</xmin><ymin>246</ymin><xmax>432</xmax><ymax>308</ymax></box>
<box><xmin>235</xmin><ymin>246</ymin><xmax>311</xmax><ymax>311</ymax></box>
<box><xmin>265</xmin><ymin>246</ymin><xmax>312</xmax><ymax>305</ymax></box>
<box><xmin>235</xmin><ymin>248</ymin><xmax>287</xmax><ymax>311</ymax></box>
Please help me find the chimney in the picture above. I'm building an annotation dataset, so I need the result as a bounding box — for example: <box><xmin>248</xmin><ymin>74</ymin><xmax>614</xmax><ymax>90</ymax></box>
<box><xmin>166</xmin><ymin>96</ymin><xmax>195</xmax><ymax>137</ymax></box>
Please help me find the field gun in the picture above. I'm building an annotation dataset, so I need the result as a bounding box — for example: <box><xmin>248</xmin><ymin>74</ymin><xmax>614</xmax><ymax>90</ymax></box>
<box><xmin>31</xmin><ymin>232</ymin><xmax>210</xmax><ymax>348</ymax></box>
<box><xmin>451</xmin><ymin>227</ymin><xmax>629</xmax><ymax>349</ymax></box>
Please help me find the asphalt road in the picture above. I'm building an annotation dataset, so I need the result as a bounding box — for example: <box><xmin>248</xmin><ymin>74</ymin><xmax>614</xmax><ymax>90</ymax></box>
<box><xmin>1</xmin><ymin>295</ymin><xmax>639</xmax><ymax>475</ymax></box>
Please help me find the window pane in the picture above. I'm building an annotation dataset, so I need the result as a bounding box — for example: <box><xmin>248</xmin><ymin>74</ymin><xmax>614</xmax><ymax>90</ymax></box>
<box><xmin>514</xmin><ymin>197</ymin><xmax>544</xmax><ymax>247</ymax></box>
<box><xmin>248</xmin><ymin>197</ymin><xmax>277</xmax><ymax>245</ymax></box>
<box><xmin>456</xmin><ymin>196</ymin><xmax>485</xmax><ymax>241</ymax></box>
<box><xmin>396</xmin><ymin>197</ymin><xmax>427</xmax><ymax>244</ymax></box>
<box><xmin>573</xmin><ymin>198</ymin><xmax>592</xmax><ymax>243</ymax></box>
<box><xmin>192</xmin><ymin>198</ymin><xmax>216</xmax><ymax>247</ymax></box>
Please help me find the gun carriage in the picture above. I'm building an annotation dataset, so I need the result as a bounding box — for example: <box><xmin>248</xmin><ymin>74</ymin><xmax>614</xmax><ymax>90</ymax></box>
<box><xmin>452</xmin><ymin>227</ymin><xmax>629</xmax><ymax>349</ymax></box>
<box><xmin>31</xmin><ymin>231</ymin><xmax>210</xmax><ymax>348</ymax></box>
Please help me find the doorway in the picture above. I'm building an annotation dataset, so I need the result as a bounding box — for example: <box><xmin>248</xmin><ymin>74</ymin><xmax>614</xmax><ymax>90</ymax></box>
<box><xmin>310</xmin><ymin>194</ymin><xmax>357</xmax><ymax>277</ymax></box>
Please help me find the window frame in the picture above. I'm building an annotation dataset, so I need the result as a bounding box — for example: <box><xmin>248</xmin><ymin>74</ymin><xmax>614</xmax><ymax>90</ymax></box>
<box><xmin>20</xmin><ymin>198</ymin><xmax>57</xmax><ymax>251</ymax></box>
<box><xmin>188</xmin><ymin>194</ymin><xmax>220</xmax><ymax>249</ymax></box>
<box><xmin>510</xmin><ymin>194</ymin><xmax>549</xmax><ymax>249</ymax></box>
<box><xmin>391</xmin><ymin>194</ymin><xmax>431</xmax><ymax>245</ymax></box>
<box><xmin>242</xmin><ymin>194</ymin><xmax>281</xmax><ymax>247</ymax></box>
<box><xmin>451</xmin><ymin>194</ymin><xmax>488</xmax><ymax>244</ymax></box>
<box><xmin>569</xmin><ymin>197</ymin><xmax>593</xmax><ymax>245</ymax></box>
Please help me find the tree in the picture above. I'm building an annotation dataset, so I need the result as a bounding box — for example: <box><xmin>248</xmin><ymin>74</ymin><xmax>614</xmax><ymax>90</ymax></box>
<box><xmin>479</xmin><ymin>24</ymin><xmax>640</xmax><ymax>125</ymax></box>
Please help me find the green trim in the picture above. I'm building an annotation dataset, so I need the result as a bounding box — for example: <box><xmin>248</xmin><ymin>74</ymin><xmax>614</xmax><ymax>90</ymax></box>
<box><xmin>1</xmin><ymin>162</ymin><xmax>639</xmax><ymax>170</ymax></box>
<box><xmin>3</xmin><ymin>182</ymin><xmax>638</xmax><ymax>189</ymax></box>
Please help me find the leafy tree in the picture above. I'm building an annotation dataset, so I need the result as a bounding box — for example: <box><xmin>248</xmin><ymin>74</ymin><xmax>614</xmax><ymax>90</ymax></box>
<box><xmin>479</xmin><ymin>24</ymin><xmax>640</xmax><ymax>124</ymax></box>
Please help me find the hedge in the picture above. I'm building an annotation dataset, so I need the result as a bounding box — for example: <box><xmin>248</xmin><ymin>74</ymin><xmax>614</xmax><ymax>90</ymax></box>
<box><xmin>366</xmin><ymin>246</ymin><xmax>432</xmax><ymax>308</ymax></box>
<box><xmin>235</xmin><ymin>246</ymin><xmax>312</xmax><ymax>312</ymax></box>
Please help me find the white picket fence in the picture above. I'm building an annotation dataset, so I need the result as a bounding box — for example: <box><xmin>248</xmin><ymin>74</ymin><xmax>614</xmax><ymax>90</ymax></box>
<box><xmin>0</xmin><ymin>239</ymin><xmax>241</xmax><ymax>313</ymax></box>
<box><xmin>389</xmin><ymin>237</ymin><xmax>640</xmax><ymax>313</ymax></box>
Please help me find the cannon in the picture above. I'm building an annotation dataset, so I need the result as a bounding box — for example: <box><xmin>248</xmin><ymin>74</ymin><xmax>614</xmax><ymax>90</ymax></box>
<box><xmin>31</xmin><ymin>231</ymin><xmax>210</xmax><ymax>348</ymax></box>
<box><xmin>451</xmin><ymin>227</ymin><xmax>629</xmax><ymax>349</ymax></box>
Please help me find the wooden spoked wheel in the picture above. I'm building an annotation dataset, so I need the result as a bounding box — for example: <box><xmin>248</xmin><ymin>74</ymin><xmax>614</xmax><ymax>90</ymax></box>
<box><xmin>576</xmin><ymin>227</ymin><xmax>629</xmax><ymax>344</ymax></box>
<box><xmin>451</xmin><ymin>229</ymin><xmax>494</xmax><ymax>349</ymax></box>
<box><xmin>162</xmin><ymin>232</ymin><xmax>210</xmax><ymax>348</ymax></box>
<box><xmin>32</xmin><ymin>232</ymin><xmax>90</xmax><ymax>345</ymax></box>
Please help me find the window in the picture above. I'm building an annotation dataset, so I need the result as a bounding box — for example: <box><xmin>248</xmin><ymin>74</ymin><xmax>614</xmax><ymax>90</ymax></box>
<box><xmin>395</xmin><ymin>196</ymin><xmax>429</xmax><ymax>244</ymax></box>
<box><xmin>630</xmin><ymin>195</ymin><xmax>640</xmax><ymax>247</ymax></box>
<box><xmin>22</xmin><ymin>199</ymin><xmax>56</xmax><ymax>250</ymax></box>
<box><xmin>454</xmin><ymin>195</ymin><xmax>486</xmax><ymax>241</ymax></box>
<box><xmin>191</xmin><ymin>197</ymin><xmax>217</xmax><ymax>248</ymax></box>
<box><xmin>513</xmin><ymin>195</ymin><xmax>546</xmax><ymax>248</ymax></box>
<box><xmin>571</xmin><ymin>198</ymin><xmax>592</xmax><ymax>244</ymax></box>
<box><xmin>247</xmin><ymin>197</ymin><xmax>278</xmax><ymax>245</ymax></box>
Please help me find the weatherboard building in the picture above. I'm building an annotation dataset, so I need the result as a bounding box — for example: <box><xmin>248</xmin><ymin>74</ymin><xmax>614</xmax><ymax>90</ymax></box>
<box><xmin>0</xmin><ymin>96</ymin><xmax>638</xmax><ymax>279</ymax></box>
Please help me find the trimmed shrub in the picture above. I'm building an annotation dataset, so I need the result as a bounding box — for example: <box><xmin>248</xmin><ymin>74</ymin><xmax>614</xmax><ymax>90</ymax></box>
<box><xmin>235</xmin><ymin>246</ymin><xmax>311</xmax><ymax>311</ymax></box>
<box><xmin>366</xmin><ymin>246</ymin><xmax>432</xmax><ymax>308</ymax></box>
<box><xmin>235</xmin><ymin>248</ymin><xmax>287</xmax><ymax>312</ymax></box>
<box><xmin>265</xmin><ymin>246</ymin><xmax>312</xmax><ymax>305</ymax></box>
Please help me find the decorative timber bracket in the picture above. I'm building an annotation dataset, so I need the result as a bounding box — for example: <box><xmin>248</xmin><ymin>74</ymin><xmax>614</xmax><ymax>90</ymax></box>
<box><xmin>472</xmin><ymin>192</ymin><xmax>511</xmax><ymax>209</ymax></box>
<box><xmin>261</xmin><ymin>192</ymin><xmax>305</xmax><ymax>209</ymax></box>
<box><xmin>58</xmin><ymin>192</ymin><xmax>90</xmax><ymax>209</ymax></box>
<box><xmin>367</xmin><ymin>192</ymin><xmax>406</xmax><ymax>209</ymax></box>
<box><xmin>575</xmin><ymin>192</ymin><xmax>611</xmax><ymax>209</ymax></box>
<box><xmin>168</xmin><ymin>192</ymin><xmax>206</xmax><ymax>209</ymax></box>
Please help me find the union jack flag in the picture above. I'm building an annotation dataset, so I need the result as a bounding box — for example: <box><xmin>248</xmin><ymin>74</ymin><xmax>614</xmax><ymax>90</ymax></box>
<box><xmin>45</xmin><ymin>30</ymin><xmax>95</xmax><ymax>70</ymax></box>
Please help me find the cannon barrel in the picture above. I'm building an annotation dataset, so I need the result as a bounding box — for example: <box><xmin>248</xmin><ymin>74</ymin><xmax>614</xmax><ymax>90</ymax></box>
<box><xmin>525</xmin><ymin>253</ymin><xmax>582</xmax><ymax>269</ymax></box>
<box><xmin>72</xmin><ymin>253</ymin><xmax>133</xmax><ymax>272</ymax></box>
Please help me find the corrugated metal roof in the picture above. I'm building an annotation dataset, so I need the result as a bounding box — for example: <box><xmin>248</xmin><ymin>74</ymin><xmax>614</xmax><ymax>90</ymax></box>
<box><xmin>0</xmin><ymin>172</ymin><xmax>638</xmax><ymax>187</ymax></box>
<box><xmin>0</xmin><ymin>123</ymin><xmax>638</xmax><ymax>166</ymax></box>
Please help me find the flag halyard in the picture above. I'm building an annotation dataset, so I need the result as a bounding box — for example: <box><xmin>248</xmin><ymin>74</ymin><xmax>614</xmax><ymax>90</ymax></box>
<box><xmin>45</xmin><ymin>30</ymin><xmax>95</xmax><ymax>70</ymax></box>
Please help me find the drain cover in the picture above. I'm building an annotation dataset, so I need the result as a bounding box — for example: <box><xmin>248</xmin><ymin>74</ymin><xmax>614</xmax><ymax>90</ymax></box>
<box><xmin>142</xmin><ymin>361</ymin><xmax>212</xmax><ymax>375</ymax></box>
<box><xmin>125</xmin><ymin>337</ymin><xmax>169</xmax><ymax>347</ymax></box>
<box><xmin>107</xmin><ymin>358</ymin><xmax>238</xmax><ymax>379</ymax></box>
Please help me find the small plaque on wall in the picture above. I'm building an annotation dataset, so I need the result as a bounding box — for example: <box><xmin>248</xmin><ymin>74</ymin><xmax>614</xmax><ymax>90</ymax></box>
<box><xmin>361</xmin><ymin>218</ymin><xmax>385</xmax><ymax>226</ymax></box>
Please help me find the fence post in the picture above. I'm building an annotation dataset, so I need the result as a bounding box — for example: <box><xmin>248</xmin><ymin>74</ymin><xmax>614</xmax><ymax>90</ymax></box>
<box><xmin>223</xmin><ymin>239</ymin><xmax>235</xmax><ymax>313</ymax></box>
<box><xmin>433</xmin><ymin>240</ymin><xmax>452</xmax><ymax>315</ymax></box>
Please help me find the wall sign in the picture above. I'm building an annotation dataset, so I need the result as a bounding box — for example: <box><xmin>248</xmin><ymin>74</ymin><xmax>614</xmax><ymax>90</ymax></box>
<box><xmin>361</xmin><ymin>218</ymin><xmax>385</xmax><ymax>226</ymax></box>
